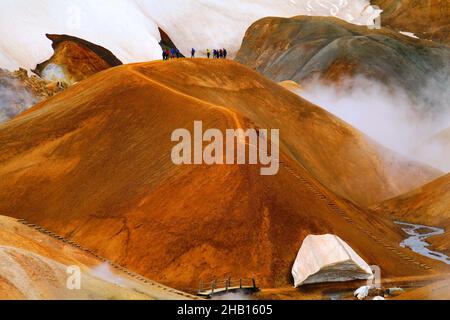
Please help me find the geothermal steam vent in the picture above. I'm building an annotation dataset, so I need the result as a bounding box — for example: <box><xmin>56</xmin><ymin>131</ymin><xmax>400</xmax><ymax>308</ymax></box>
<box><xmin>292</xmin><ymin>234</ymin><xmax>373</xmax><ymax>287</ymax></box>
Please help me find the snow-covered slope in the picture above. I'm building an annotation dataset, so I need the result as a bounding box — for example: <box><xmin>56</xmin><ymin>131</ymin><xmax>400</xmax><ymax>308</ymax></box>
<box><xmin>0</xmin><ymin>0</ymin><xmax>380</xmax><ymax>71</ymax></box>
<box><xmin>0</xmin><ymin>0</ymin><xmax>161</xmax><ymax>71</ymax></box>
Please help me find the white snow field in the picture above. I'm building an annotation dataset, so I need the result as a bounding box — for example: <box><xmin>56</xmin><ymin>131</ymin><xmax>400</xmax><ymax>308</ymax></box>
<box><xmin>0</xmin><ymin>0</ymin><xmax>381</xmax><ymax>71</ymax></box>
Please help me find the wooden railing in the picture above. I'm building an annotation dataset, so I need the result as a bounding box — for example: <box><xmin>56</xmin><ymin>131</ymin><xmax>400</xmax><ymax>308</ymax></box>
<box><xmin>198</xmin><ymin>277</ymin><xmax>257</xmax><ymax>296</ymax></box>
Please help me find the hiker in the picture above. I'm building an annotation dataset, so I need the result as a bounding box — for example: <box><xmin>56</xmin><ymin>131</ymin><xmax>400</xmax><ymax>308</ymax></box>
<box><xmin>219</xmin><ymin>49</ymin><xmax>223</xmax><ymax>58</ymax></box>
<box><xmin>166</xmin><ymin>49</ymin><xmax>170</xmax><ymax>60</ymax></box>
<box><xmin>191</xmin><ymin>48</ymin><xmax>196</xmax><ymax>58</ymax></box>
<box><xmin>170</xmin><ymin>48</ymin><xmax>175</xmax><ymax>59</ymax></box>
<box><xmin>223</xmin><ymin>48</ymin><xmax>227</xmax><ymax>59</ymax></box>
<box><xmin>176</xmin><ymin>48</ymin><xmax>181</xmax><ymax>58</ymax></box>
<box><xmin>162</xmin><ymin>50</ymin><xmax>167</xmax><ymax>61</ymax></box>
<box><xmin>206</xmin><ymin>49</ymin><xmax>211</xmax><ymax>58</ymax></box>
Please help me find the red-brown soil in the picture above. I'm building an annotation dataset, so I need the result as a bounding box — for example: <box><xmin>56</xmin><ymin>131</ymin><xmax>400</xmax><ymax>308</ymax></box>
<box><xmin>0</xmin><ymin>59</ymin><xmax>446</xmax><ymax>291</ymax></box>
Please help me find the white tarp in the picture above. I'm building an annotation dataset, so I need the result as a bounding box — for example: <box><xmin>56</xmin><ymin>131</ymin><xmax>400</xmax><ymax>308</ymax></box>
<box><xmin>292</xmin><ymin>234</ymin><xmax>373</xmax><ymax>287</ymax></box>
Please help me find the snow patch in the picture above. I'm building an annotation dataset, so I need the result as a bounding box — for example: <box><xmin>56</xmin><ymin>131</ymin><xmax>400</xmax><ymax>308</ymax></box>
<box><xmin>354</xmin><ymin>285</ymin><xmax>371</xmax><ymax>300</ymax></box>
<box><xmin>399</xmin><ymin>31</ymin><xmax>419</xmax><ymax>39</ymax></box>
<box><xmin>0</xmin><ymin>0</ymin><xmax>381</xmax><ymax>71</ymax></box>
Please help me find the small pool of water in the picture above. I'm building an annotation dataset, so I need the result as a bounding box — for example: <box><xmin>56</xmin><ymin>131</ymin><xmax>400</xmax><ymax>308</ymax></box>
<box><xmin>395</xmin><ymin>221</ymin><xmax>450</xmax><ymax>265</ymax></box>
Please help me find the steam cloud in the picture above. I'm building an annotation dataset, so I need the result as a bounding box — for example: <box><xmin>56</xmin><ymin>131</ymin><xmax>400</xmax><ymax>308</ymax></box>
<box><xmin>0</xmin><ymin>75</ymin><xmax>37</xmax><ymax>123</ymax></box>
<box><xmin>296</xmin><ymin>75</ymin><xmax>450</xmax><ymax>172</ymax></box>
<box><xmin>90</xmin><ymin>262</ymin><xmax>125</xmax><ymax>286</ymax></box>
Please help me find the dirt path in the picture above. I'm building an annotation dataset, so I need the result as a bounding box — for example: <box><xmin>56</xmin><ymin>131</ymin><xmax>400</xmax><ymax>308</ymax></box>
<box><xmin>127</xmin><ymin>66</ymin><xmax>244</xmax><ymax>130</ymax></box>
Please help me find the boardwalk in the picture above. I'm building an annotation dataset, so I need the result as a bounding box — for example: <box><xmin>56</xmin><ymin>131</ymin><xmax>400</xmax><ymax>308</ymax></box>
<box><xmin>198</xmin><ymin>278</ymin><xmax>258</xmax><ymax>297</ymax></box>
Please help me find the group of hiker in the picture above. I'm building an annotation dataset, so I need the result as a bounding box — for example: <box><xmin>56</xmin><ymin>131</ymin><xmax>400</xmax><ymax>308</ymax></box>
<box><xmin>205</xmin><ymin>48</ymin><xmax>228</xmax><ymax>59</ymax></box>
<box><xmin>163</xmin><ymin>47</ymin><xmax>228</xmax><ymax>60</ymax></box>
<box><xmin>162</xmin><ymin>48</ymin><xmax>182</xmax><ymax>60</ymax></box>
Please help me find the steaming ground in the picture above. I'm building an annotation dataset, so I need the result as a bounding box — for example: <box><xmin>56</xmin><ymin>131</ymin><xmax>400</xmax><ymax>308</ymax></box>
<box><xmin>235</xmin><ymin>15</ymin><xmax>450</xmax><ymax>172</ymax></box>
<box><xmin>90</xmin><ymin>262</ymin><xmax>125</xmax><ymax>287</ymax></box>
<box><xmin>0</xmin><ymin>75</ymin><xmax>36</xmax><ymax>122</ymax></box>
<box><xmin>295</xmin><ymin>76</ymin><xmax>450</xmax><ymax>172</ymax></box>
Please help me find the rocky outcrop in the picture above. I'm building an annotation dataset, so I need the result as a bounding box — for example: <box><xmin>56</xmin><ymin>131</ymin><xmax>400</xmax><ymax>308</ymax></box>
<box><xmin>292</xmin><ymin>234</ymin><xmax>373</xmax><ymax>286</ymax></box>
<box><xmin>34</xmin><ymin>34</ymin><xmax>122</xmax><ymax>84</ymax></box>
<box><xmin>0</xmin><ymin>68</ymin><xmax>65</xmax><ymax>123</ymax></box>
<box><xmin>158</xmin><ymin>28</ymin><xmax>184</xmax><ymax>57</ymax></box>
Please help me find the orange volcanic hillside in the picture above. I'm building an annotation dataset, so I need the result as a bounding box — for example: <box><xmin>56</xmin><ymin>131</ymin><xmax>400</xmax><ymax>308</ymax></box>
<box><xmin>0</xmin><ymin>59</ymin><xmax>445</xmax><ymax>290</ymax></box>
<box><xmin>131</xmin><ymin>60</ymin><xmax>440</xmax><ymax>207</ymax></box>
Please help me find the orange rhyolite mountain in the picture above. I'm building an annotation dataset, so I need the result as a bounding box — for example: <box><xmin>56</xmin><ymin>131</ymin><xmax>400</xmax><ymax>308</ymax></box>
<box><xmin>0</xmin><ymin>60</ymin><xmax>445</xmax><ymax>289</ymax></box>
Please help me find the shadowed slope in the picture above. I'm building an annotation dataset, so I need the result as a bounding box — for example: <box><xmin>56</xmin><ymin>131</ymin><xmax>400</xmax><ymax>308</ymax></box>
<box><xmin>374</xmin><ymin>174</ymin><xmax>450</xmax><ymax>255</ymax></box>
<box><xmin>0</xmin><ymin>60</ymin><xmax>446</xmax><ymax>290</ymax></box>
